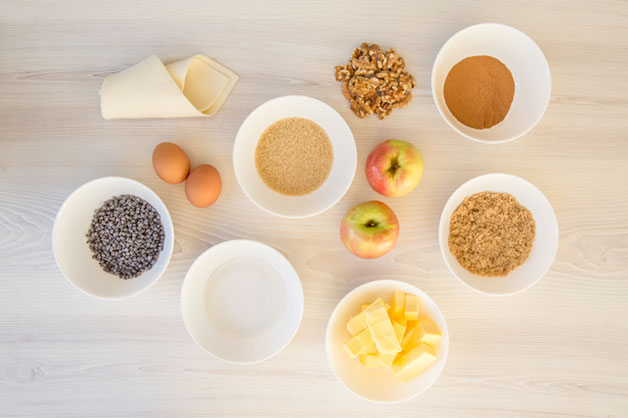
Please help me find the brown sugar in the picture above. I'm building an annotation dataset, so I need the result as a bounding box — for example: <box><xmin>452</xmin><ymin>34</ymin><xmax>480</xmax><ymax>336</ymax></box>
<box><xmin>255</xmin><ymin>117</ymin><xmax>333</xmax><ymax>196</ymax></box>
<box><xmin>448</xmin><ymin>192</ymin><xmax>535</xmax><ymax>277</ymax></box>
<box><xmin>443</xmin><ymin>55</ymin><xmax>515</xmax><ymax>129</ymax></box>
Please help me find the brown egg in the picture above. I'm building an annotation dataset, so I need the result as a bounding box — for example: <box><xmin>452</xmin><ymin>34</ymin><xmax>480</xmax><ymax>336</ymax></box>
<box><xmin>152</xmin><ymin>142</ymin><xmax>190</xmax><ymax>184</ymax></box>
<box><xmin>185</xmin><ymin>164</ymin><xmax>222</xmax><ymax>208</ymax></box>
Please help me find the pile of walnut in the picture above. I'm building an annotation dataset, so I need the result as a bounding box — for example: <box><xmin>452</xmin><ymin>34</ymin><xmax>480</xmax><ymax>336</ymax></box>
<box><xmin>335</xmin><ymin>43</ymin><xmax>416</xmax><ymax>119</ymax></box>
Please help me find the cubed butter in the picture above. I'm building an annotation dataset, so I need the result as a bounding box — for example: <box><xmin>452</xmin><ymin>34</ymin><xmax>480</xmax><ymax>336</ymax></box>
<box><xmin>346</xmin><ymin>298</ymin><xmax>385</xmax><ymax>335</ymax></box>
<box><xmin>366</xmin><ymin>306</ymin><xmax>401</xmax><ymax>354</ymax></box>
<box><xmin>404</xmin><ymin>294</ymin><xmax>420</xmax><ymax>320</ymax></box>
<box><xmin>389</xmin><ymin>290</ymin><xmax>406</xmax><ymax>319</ymax></box>
<box><xmin>392</xmin><ymin>320</ymin><xmax>406</xmax><ymax>344</ymax></box>
<box><xmin>401</xmin><ymin>320</ymin><xmax>419</xmax><ymax>350</ymax></box>
<box><xmin>415</xmin><ymin>318</ymin><xmax>442</xmax><ymax>346</ymax></box>
<box><xmin>392</xmin><ymin>343</ymin><xmax>437</xmax><ymax>382</ymax></box>
<box><xmin>359</xmin><ymin>354</ymin><xmax>382</xmax><ymax>367</ymax></box>
<box><xmin>360</xmin><ymin>304</ymin><xmax>369</xmax><ymax>312</ymax></box>
<box><xmin>376</xmin><ymin>352</ymin><xmax>396</xmax><ymax>368</ymax></box>
<box><xmin>342</xmin><ymin>328</ymin><xmax>374</xmax><ymax>358</ymax></box>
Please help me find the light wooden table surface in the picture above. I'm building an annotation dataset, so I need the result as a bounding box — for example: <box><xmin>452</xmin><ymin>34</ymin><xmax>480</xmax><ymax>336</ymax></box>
<box><xmin>1</xmin><ymin>1</ymin><xmax>627</xmax><ymax>417</ymax></box>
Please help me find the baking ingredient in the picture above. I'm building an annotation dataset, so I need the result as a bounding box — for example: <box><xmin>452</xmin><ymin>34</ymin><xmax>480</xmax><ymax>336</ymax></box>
<box><xmin>152</xmin><ymin>142</ymin><xmax>190</xmax><ymax>184</ymax></box>
<box><xmin>86</xmin><ymin>194</ymin><xmax>165</xmax><ymax>279</ymax></box>
<box><xmin>392</xmin><ymin>343</ymin><xmax>437</xmax><ymax>382</ymax></box>
<box><xmin>185</xmin><ymin>164</ymin><xmax>222</xmax><ymax>208</ymax></box>
<box><xmin>404</xmin><ymin>294</ymin><xmax>420</xmax><ymax>320</ymax></box>
<box><xmin>448</xmin><ymin>191</ymin><xmax>535</xmax><ymax>276</ymax></box>
<box><xmin>342</xmin><ymin>291</ymin><xmax>442</xmax><ymax>382</ymax></box>
<box><xmin>340</xmin><ymin>201</ymin><xmax>399</xmax><ymax>259</ymax></box>
<box><xmin>443</xmin><ymin>55</ymin><xmax>515</xmax><ymax>129</ymax></box>
<box><xmin>255</xmin><ymin>117</ymin><xmax>333</xmax><ymax>196</ymax></box>
<box><xmin>365</xmin><ymin>139</ymin><xmax>424</xmax><ymax>197</ymax></box>
<box><xmin>365</xmin><ymin>304</ymin><xmax>401</xmax><ymax>354</ymax></box>
<box><xmin>335</xmin><ymin>43</ymin><xmax>416</xmax><ymax>119</ymax></box>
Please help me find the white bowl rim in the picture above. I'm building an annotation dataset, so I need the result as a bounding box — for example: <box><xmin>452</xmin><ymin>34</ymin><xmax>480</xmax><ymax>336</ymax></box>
<box><xmin>179</xmin><ymin>239</ymin><xmax>304</xmax><ymax>364</ymax></box>
<box><xmin>52</xmin><ymin>176</ymin><xmax>174</xmax><ymax>300</ymax></box>
<box><xmin>325</xmin><ymin>279</ymin><xmax>449</xmax><ymax>403</ymax></box>
<box><xmin>232</xmin><ymin>95</ymin><xmax>357</xmax><ymax>219</ymax></box>
<box><xmin>430</xmin><ymin>22</ymin><xmax>552</xmax><ymax>144</ymax></box>
<box><xmin>438</xmin><ymin>173</ymin><xmax>559</xmax><ymax>296</ymax></box>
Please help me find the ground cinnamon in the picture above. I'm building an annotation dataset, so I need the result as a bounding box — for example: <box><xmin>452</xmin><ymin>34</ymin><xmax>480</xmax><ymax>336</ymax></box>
<box><xmin>443</xmin><ymin>55</ymin><xmax>515</xmax><ymax>129</ymax></box>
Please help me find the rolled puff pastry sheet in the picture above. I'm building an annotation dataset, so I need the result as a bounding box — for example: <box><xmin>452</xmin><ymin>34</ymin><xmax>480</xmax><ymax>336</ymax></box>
<box><xmin>100</xmin><ymin>55</ymin><xmax>239</xmax><ymax>119</ymax></box>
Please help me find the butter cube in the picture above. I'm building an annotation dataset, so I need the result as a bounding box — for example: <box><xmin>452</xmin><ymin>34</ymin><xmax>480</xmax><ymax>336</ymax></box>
<box><xmin>389</xmin><ymin>290</ymin><xmax>406</xmax><ymax>319</ymax></box>
<box><xmin>359</xmin><ymin>354</ymin><xmax>382</xmax><ymax>367</ymax></box>
<box><xmin>366</xmin><ymin>306</ymin><xmax>401</xmax><ymax>354</ymax></box>
<box><xmin>392</xmin><ymin>343</ymin><xmax>437</xmax><ymax>382</ymax></box>
<box><xmin>404</xmin><ymin>294</ymin><xmax>420</xmax><ymax>320</ymax></box>
<box><xmin>365</xmin><ymin>342</ymin><xmax>378</xmax><ymax>355</ymax></box>
<box><xmin>392</xmin><ymin>320</ymin><xmax>406</xmax><ymax>344</ymax></box>
<box><xmin>343</xmin><ymin>328</ymin><xmax>373</xmax><ymax>359</ymax></box>
<box><xmin>361</xmin><ymin>304</ymin><xmax>370</xmax><ymax>312</ymax></box>
<box><xmin>376</xmin><ymin>352</ymin><xmax>396</xmax><ymax>368</ymax></box>
<box><xmin>401</xmin><ymin>320</ymin><xmax>419</xmax><ymax>350</ymax></box>
<box><xmin>415</xmin><ymin>318</ymin><xmax>442</xmax><ymax>346</ymax></box>
<box><xmin>346</xmin><ymin>298</ymin><xmax>386</xmax><ymax>335</ymax></box>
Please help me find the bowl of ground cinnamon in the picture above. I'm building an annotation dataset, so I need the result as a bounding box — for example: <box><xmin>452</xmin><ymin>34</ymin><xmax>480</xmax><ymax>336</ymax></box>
<box><xmin>233</xmin><ymin>96</ymin><xmax>357</xmax><ymax>218</ymax></box>
<box><xmin>438</xmin><ymin>173</ymin><xmax>559</xmax><ymax>295</ymax></box>
<box><xmin>431</xmin><ymin>23</ymin><xmax>551</xmax><ymax>143</ymax></box>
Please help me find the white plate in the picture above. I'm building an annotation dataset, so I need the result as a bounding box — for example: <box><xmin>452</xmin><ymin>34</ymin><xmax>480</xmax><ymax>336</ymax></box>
<box><xmin>52</xmin><ymin>177</ymin><xmax>174</xmax><ymax>299</ymax></box>
<box><xmin>233</xmin><ymin>95</ymin><xmax>357</xmax><ymax>218</ymax></box>
<box><xmin>326</xmin><ymin>280</ymin><xmax>449</xmax><ymax>403</ymax></box>
<box><xmin>439</xmin><ymin>173</ymin><xmax>559</xmax><ymax>295</ymax></box>
<box><xmin>180</xmin><ymin>240</ymin><xmax>304</xmax><ymax>363</ymax></box>
<box><xmin>431</xmin><ymin>23</ymin><xmax>551</xmax><ymax>143</ymax></box>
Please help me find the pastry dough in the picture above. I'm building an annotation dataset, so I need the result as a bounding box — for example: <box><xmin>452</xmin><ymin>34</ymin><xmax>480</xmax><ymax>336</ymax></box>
<box><xmin>100</xmin><ymin>55</ymin><xmax>238</xmax><ymax>119</ymax></box>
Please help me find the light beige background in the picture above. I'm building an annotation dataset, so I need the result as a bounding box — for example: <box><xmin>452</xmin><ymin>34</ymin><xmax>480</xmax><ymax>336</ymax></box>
<box><xmin>1</xmin><ymin>1</ymin><xmax>627</xmax><ymax>417</ymax></box>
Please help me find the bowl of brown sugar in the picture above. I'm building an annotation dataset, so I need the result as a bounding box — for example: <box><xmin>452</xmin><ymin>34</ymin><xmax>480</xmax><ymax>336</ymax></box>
<box><xmin>438</xmin><ymin>174</ymin><xmax>558</xmax><ymax>295</ymax></box>
<box><xmin>431</xmin><ymin>23</ymin><xmax>551</xmax><ymax>143</ymax></box>
<box><xmin>233</xmin><ymin>96</ymin><xmax>357</xmax><ymax>218</ymax></box>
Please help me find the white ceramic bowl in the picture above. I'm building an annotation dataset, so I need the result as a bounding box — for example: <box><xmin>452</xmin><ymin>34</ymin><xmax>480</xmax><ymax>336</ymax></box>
<box><xmin>439</xmin><ymin>173</ymin><xmax>559</xmax><ymax>295</ymax></box>
<box><xmin>52</xmin><ymin>177</ymin><xmax>174</xmax><ymax>299</ymax></box>
<box><xmin>180</xmin><ymin>240</ymin><xmax>304</xmax><ymax>364</ymax></box>
<box><xmin>326</xmin><ymin>280</ymin><xmax>449</xmax><ymax>403</ymax></box>
<box><xmin>431</xmin><ymin>23</ymin><xmax>551</xmax><ymax>143</ymax></box>
<box><xmin>233</xmin><ymin>95</ymin><xmax>357</xmax><ymax>218</ymax></box>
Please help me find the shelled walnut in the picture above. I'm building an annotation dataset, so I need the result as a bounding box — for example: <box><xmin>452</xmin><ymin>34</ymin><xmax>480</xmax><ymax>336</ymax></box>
<box><xmin>334</xmin><ymin>43</ymin><xmax>416</xmax><ymax>119</ymax></box>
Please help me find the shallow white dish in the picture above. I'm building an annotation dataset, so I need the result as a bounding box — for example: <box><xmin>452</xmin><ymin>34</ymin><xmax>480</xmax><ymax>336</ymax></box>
<box><xmin>326</xmin><ymin>280</ymin><xmax>449</xmax><ymax>403</ymax></box>
<box><xmin>52</xmin><ymin>176</ymin><xmax>174</xmax><ymax>299</ymax></box>
<box><xmin>431</xmin><ymin>23</ymin><xmax>551</xmax><ymax>143</ymax></box>
<box><xmin>180</xmin><ymin>240</ymin><xmax>304</xmax><ymax>363</ymax></box>
<box><xmin>439</xmin><ymin>173</ymin><xmax>559</xmax><ymax>295</ymax></box>
<box><xmin>233</xmin><ymin>95</ymin><xmax>357</xmax><ymax>218</ymax></box>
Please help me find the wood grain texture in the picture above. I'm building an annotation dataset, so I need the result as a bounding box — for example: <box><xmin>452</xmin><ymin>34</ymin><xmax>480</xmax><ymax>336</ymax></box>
<box><xmin>1</xmin><ymin>1</ymin><xmax>627</xmax><ymax>417</ymax></box>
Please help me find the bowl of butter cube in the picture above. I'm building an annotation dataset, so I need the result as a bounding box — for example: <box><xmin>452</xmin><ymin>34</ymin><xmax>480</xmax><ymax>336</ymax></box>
<box><xmin>325</xmin><ymin>280</ymin><xmax>449</xmax><ymax>403</ymax></box>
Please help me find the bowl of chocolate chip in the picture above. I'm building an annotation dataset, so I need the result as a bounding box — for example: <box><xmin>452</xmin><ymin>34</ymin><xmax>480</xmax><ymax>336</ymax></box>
<box><xmin>53</xmin><ymin>177</ymin><xmax>174</xmax><ymax>299</ymax></box>
<box><xmin>431</xmin><ymin>23</ymin><xmax>551</xmax><ymax>143</ymax></box>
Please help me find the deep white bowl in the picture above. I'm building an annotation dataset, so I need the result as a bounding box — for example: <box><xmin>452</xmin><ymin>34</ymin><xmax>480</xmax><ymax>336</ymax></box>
<box><xmin>180</xmin><ymin>240</ymin><xmax>304</xmax><ymax>364</ymax></box>
<box><xmin>52</xmin><ymin>177</ymin><xmax>174</xmax><ymax>299</ymax></box>
<box><xmin>439</xmin><ymin>173</ymin><xmax>559</xmax><ymax>295</ymax></box>
<box><xmin>326</xmin><ymin>280</ymin><xmax>449</xmax><ymax>403</ymax></box>
<box><xmin>233</xmin><ymin>95</ymin><xmax>357</xmax><ymax>218</ymax></box>
<box><xmin>431</xmin><ymin>23</ymin><xmax>551</xmax><ymax>143</ymax></box>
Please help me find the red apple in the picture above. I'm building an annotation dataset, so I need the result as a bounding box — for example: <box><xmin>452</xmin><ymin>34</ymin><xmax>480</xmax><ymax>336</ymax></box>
<box><xmin>340</xmin><ymin>201</ymin><xmax>399</xmax><ymax>259</ymax></box>
<box><xmin>365</xmin><ymin>139</ymin><xmax>424</xmax><ymax>197</ymax></box>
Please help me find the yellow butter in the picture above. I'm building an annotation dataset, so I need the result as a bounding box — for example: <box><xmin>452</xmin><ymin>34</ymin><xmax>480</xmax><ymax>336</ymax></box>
<box><xmin>392</xmin><ymin>343</ymin><xmax>437</xmax><ymax>382</ymax></box>
<box><xmin>401</xmin><ymin>320</ymin><xmax>419</xmax><ymax>350</ymax></box>
<box><xmin>389</xmin><ymin>290</ymin><xmax>406</xmax><ymax>319</ymax></box>
<box><xmin>416</xmin><ymin>318</ymin><xmax>442</xmax><ymax>346</ymax></box>
<box><xmin>342</xmin><ymin>328</ymin><xmax>374</xmax><ymax>358</ymax></box>
<box><xmin>392</xmin><ymin>320</ymin><xmax>406</xmax><ymax>344</ymax></box>
<box><xmin>359</xmin><ymin>354</ymin><xmax>382</xmax><ymax>367</ymax></box>
<box><xmin>404</xmin><ymin>294</ymin><xmax>420</xmax><ymax>320</ymax></box>
<box><xmin>376</xmin><ymin>352</ymin><xmax>396</xmax><ymax>368</ymax></box>
<box><xmin>360</xmin><ymin>304</ymin><xmax>370</xmax><ymax>312</ymax></box>
<box><xmin>366</xmin><ymin>306</ymin><xmax>401</xmax><ymax>354</ymax></box>
<box><xmin>346</xmin><ymin>298</ymin><xmax>386</xmax><ymax>335</ymax></box>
